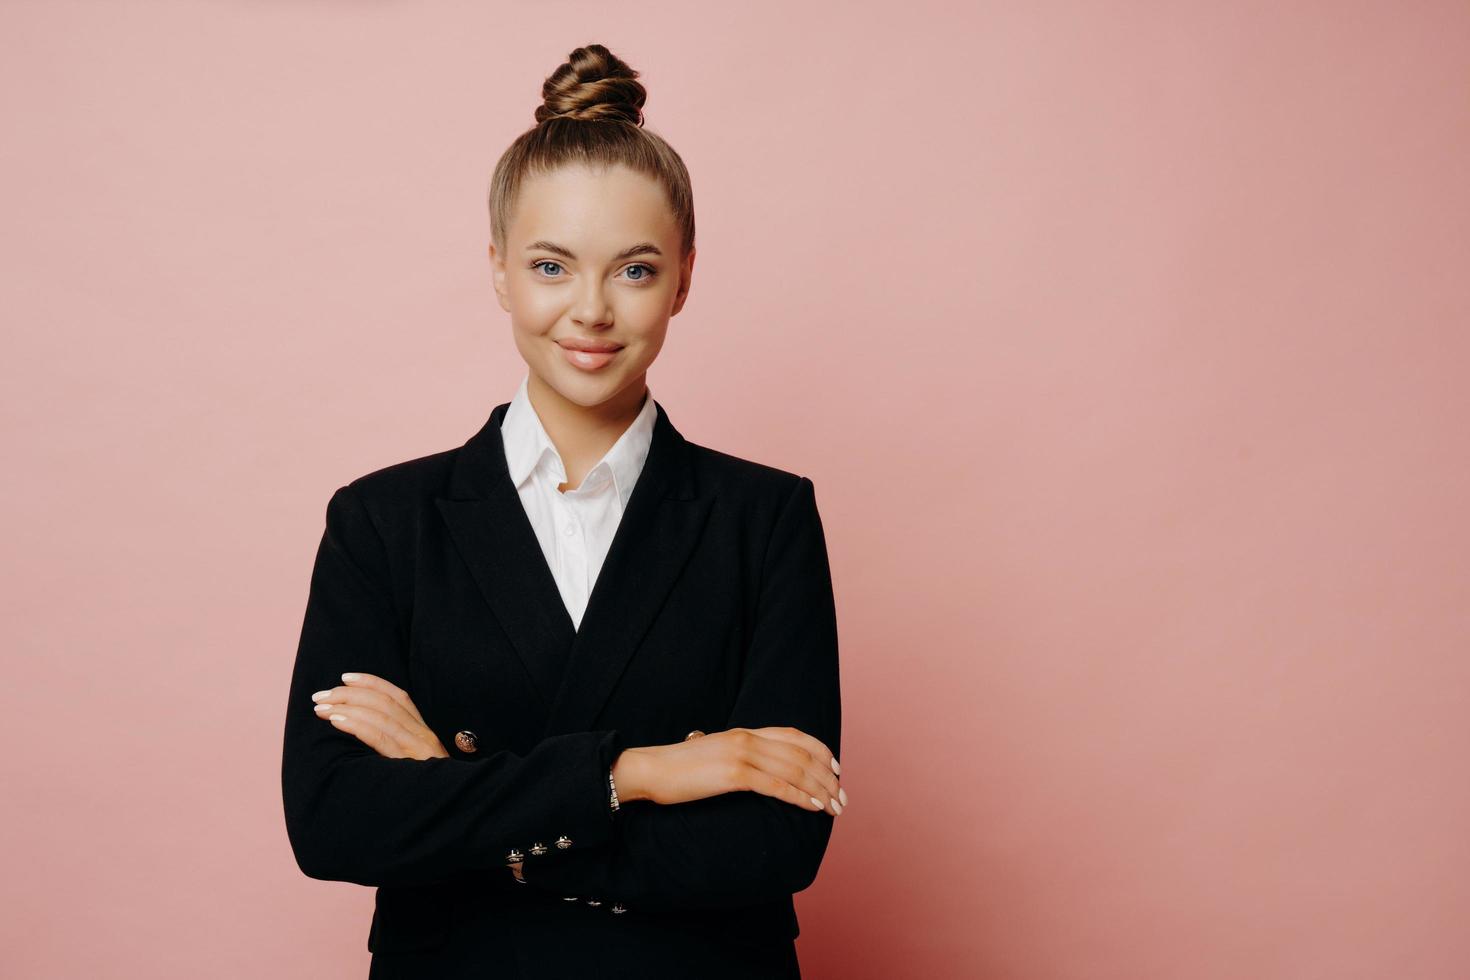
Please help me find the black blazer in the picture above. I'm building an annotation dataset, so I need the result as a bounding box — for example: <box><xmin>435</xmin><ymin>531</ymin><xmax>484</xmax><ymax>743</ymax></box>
<box><xmin>281</xmin><ymin>397</ymin><xmax>842</xmax><ymax>979</ymax></box>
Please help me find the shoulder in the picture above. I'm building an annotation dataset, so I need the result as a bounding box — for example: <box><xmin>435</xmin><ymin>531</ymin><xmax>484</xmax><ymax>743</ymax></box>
<box><xmin>684</xmin><ymin>439</ymin><xmax>816</xmax><ymax>516</ymax></box>
<box><xmin>338</xmin><ymin>446</ymin><xmax>461</xmax><ymax>506</ymax></box>
<box><xmin>318</xmin><ymin>446</ymin><xmax>463</xmax><ymax>547</ymax></box>
<box><xmin>684</xmin><ymin>441</ymin><xmax>829</xmax><ymax>570</ymax></box>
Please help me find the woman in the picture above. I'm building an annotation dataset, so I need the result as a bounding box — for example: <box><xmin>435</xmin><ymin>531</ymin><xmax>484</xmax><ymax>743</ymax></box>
<box><xmin>281</xmin><ymin>43</ymin><xmax>846</xmax><ymax>979</ymax></box>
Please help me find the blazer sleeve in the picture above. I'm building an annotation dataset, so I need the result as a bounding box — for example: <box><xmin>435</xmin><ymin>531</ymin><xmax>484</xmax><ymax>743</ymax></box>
<box><xmin>280</xmin><ymin>483</ymin><xmax>626</xmax><ymax>888</ymax></box>
<box><xmin>520</xmin><ymin>475</ymin><xmax>843</xmax><ymax>911</ymax></box>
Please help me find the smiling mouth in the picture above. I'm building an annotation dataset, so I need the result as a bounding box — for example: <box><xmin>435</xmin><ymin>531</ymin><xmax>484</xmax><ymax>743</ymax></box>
<box><xmin>555</xmin><ymin>338</ymin><xmax>625</xmax><ymax>353</ymax></box>
<box><xmin>556</xmin><ymin>340</ymin><xmax>622</xmax><ymax>371</ymax></box>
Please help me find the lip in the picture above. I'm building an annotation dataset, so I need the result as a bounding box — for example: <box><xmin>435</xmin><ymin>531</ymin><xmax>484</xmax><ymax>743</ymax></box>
<box><xmin>556</xmin><ymin>338</ymin><xmax>625</xmax><ymax>353</ymax></box>
<box><xmin>556</xmin><ymin>338</ymin><xmax>621</xmax><ymax>372</ymax></box>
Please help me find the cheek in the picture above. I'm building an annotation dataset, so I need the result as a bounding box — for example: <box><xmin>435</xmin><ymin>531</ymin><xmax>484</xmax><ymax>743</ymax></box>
<box><xmin>506</xmin><ymin>272</ymin><xmax>559</xmax><ymax>310</ymax></box>
<box><xmin>623</xmin><ymin>331</ymin><xmax>668</xmax><ymax>373</ymax></box>
<box><xmin>507</xmin><ymin>291</ymin><xmax>563</xmax><ymax>337</ymax></box>
<box><xmin>619</xmin><ymin>287</ymin><xmax>675</xmax><ymax>330</ymax></box>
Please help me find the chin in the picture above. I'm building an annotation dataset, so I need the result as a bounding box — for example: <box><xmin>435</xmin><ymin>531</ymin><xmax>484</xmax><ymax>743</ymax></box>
<box><xmin>544</xmin><ymin>366</ymin><xmax>625</xmax><ymax>402</ymax></box>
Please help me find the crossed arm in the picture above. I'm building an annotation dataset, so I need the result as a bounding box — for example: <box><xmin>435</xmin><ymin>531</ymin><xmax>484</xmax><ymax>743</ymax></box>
<box><xmin>281</xmin><ymin>476</ymin><xmax>844</xmax><ymax>910</ymax></box>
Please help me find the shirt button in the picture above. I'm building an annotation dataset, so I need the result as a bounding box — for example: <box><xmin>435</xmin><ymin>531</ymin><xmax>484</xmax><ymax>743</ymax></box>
<box><xmin>564</xmin><ymin>524</ymin><xmax>576</xmax><ymax>536</ymax></box>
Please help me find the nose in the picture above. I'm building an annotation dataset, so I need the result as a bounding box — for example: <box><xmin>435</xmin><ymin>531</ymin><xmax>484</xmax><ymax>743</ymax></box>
<box><xmin>570</xmin><ymin>278</ymin><xmax>612</xmax><ymax>329</ymax></box>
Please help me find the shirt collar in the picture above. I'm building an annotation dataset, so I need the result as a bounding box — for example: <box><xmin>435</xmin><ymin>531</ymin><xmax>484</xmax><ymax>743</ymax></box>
<box><xmin>500</xmin><ymin>373</ymin><xmax>658</xmax><ymax>510</ymax></box>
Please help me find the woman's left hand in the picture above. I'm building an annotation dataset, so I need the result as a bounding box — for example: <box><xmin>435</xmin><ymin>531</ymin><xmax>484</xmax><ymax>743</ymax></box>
<box><xmin>310</xmin><ymin>672</ymin><xmax>450</xmax><ymax>760</ymax></box>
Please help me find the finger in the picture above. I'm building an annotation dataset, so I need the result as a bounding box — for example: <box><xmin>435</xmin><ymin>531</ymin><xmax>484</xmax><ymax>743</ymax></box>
<box><xmin>333</xmin><ymin>672</ymin><xmax>427</xmax><ymax>725</ymax></box>
<box><xmin>339</xmin><ymin>672</ymin><xmax>428</xmax><ymax>725</ymax></box>
<box><xmin>745</xmin><ymin>725</ymin><xmax>839</xmax><ymax>778</ymax></box>
<box><xmin>734</xmin><ymin>760</ymin><xmax>832</xmax><ymax>814</ymax></box>
<box><xmin>320</xmin><ymin>706</ymin><xmax>400</xmax><ymax>758</ymax></box>
<box><xmin>724</xmin><ymin>730</ymin><xmax>839</xmax><ymax>815</ymax></box>
<box><xmin>746</xmin><ymin>740</ymin><xmax>843</xmax><ymax>815</ymax></box>
<box><xmin>317</xmin><ymin>698</ymin><xmax>446</xmax><ymax>761</ymax></box>
<box><xmin>312</xmin><ymin>681</ymin><xmax>424</xmax><ymax>734</ymax></box>
<box><xmin>740</xmin><ymin>728</ymin><xmax>846</xmax><ymax>811</ymax></box>
<box><xmin>315</xmin><ymin>703</ymin><xmax>422</xmax><ymax>759</ymax></box>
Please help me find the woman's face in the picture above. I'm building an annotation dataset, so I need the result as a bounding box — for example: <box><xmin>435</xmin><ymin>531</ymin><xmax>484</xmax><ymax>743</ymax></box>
<box><xmin>490</xmin><ymin>162</ymin><xmax>693</xmax><ymax>413</ymax></box>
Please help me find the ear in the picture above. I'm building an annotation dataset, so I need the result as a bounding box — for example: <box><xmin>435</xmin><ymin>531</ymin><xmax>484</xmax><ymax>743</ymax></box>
<box><xmin>488</xmin><ymin>241</ymin><xmax>510</xmax><ymax>313</ymax></box>
<box><xmin>670</xmin><ymin>246</ymin><xmax>696</xmax><ymax>317</ymax></box>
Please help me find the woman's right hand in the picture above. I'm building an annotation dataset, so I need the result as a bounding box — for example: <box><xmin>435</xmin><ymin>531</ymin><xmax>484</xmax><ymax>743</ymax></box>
<box><xmin>612</xmin><ymin>727</ymin><xmax>847</xmax><ymax>816</ymax></box>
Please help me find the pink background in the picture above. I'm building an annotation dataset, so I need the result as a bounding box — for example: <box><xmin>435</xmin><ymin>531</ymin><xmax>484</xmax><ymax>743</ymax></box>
<box><xmin>3</xmin><ymin>2</ymin><xmax>1468</xmax><ymax>977</ymax></box>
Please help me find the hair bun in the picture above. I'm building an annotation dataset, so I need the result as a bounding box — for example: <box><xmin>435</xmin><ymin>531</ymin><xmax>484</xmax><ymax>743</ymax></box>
<box><xmin>535</xmin><ymin>44</ymin><xmax>646</xmax><ymax>127</ymax></box>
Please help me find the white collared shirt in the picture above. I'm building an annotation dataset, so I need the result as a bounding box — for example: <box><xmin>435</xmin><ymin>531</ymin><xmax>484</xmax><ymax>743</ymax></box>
<box><xmin>499</xmin><ymin>373</ymin><xmax>658</xmax><ymax>631</ymax></box>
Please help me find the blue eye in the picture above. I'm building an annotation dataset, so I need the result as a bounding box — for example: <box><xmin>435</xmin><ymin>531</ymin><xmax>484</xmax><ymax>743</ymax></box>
<box><xmin>530</xmin><ymin>260</ymin><xmax>657</xmax><ymax>283</ymax></box>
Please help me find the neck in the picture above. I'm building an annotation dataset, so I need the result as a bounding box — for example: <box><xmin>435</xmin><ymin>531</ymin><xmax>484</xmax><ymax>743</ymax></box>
<box><xmin>525</xmin><ymin>371</ymin><xmax>649</xmax><ymax>488</ymax></box>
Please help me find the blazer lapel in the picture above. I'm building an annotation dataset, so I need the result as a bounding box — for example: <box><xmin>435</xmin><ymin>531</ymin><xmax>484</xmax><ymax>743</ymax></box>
<box><xmin>435</xmin><ymin>401</ymin><xmax>576</xmax><ymax>713</ymax></box>
<box><xmin>435</xmin><ymin>397</ymin><xmax>715</xmax><ymax>737</ymax></box>
<box><xmin>543</xmin><ymin>400</ymin><xmax>713</xmax><ymax>738</ymax></box>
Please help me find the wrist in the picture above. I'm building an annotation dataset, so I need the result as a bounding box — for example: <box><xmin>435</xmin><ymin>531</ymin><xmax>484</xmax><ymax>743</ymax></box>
<box><xmin>610</xmin><ymin>747</ymin><xmax>650</xmax><ymax>803</ymax></box>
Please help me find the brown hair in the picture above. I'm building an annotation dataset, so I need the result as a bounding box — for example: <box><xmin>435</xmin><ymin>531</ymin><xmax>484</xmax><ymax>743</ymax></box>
<box><xmin>488</xmin><ymin>44</ymin><xmax>695</xmax><ymax>259</ymax></box>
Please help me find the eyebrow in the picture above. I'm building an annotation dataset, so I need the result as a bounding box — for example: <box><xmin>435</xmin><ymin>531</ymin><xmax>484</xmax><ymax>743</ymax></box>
<box><xmin>525</xmin><ymin>240</ymin><xmax>664</xmax><ymax>262</ymax></box>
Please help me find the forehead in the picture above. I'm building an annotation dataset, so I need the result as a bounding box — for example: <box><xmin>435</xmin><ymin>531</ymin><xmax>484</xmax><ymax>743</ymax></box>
<box><xmin>510</xmin><ymin>163</ymin><xmax>678</xmax><ymax>251</ymax></box>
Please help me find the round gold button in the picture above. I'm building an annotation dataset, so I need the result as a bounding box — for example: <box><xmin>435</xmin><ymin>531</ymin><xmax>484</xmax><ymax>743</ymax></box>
<box><xmin>454</xmin><ymin>730</ymin><xmax>478</xmax><ymax>753</ymax></box>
